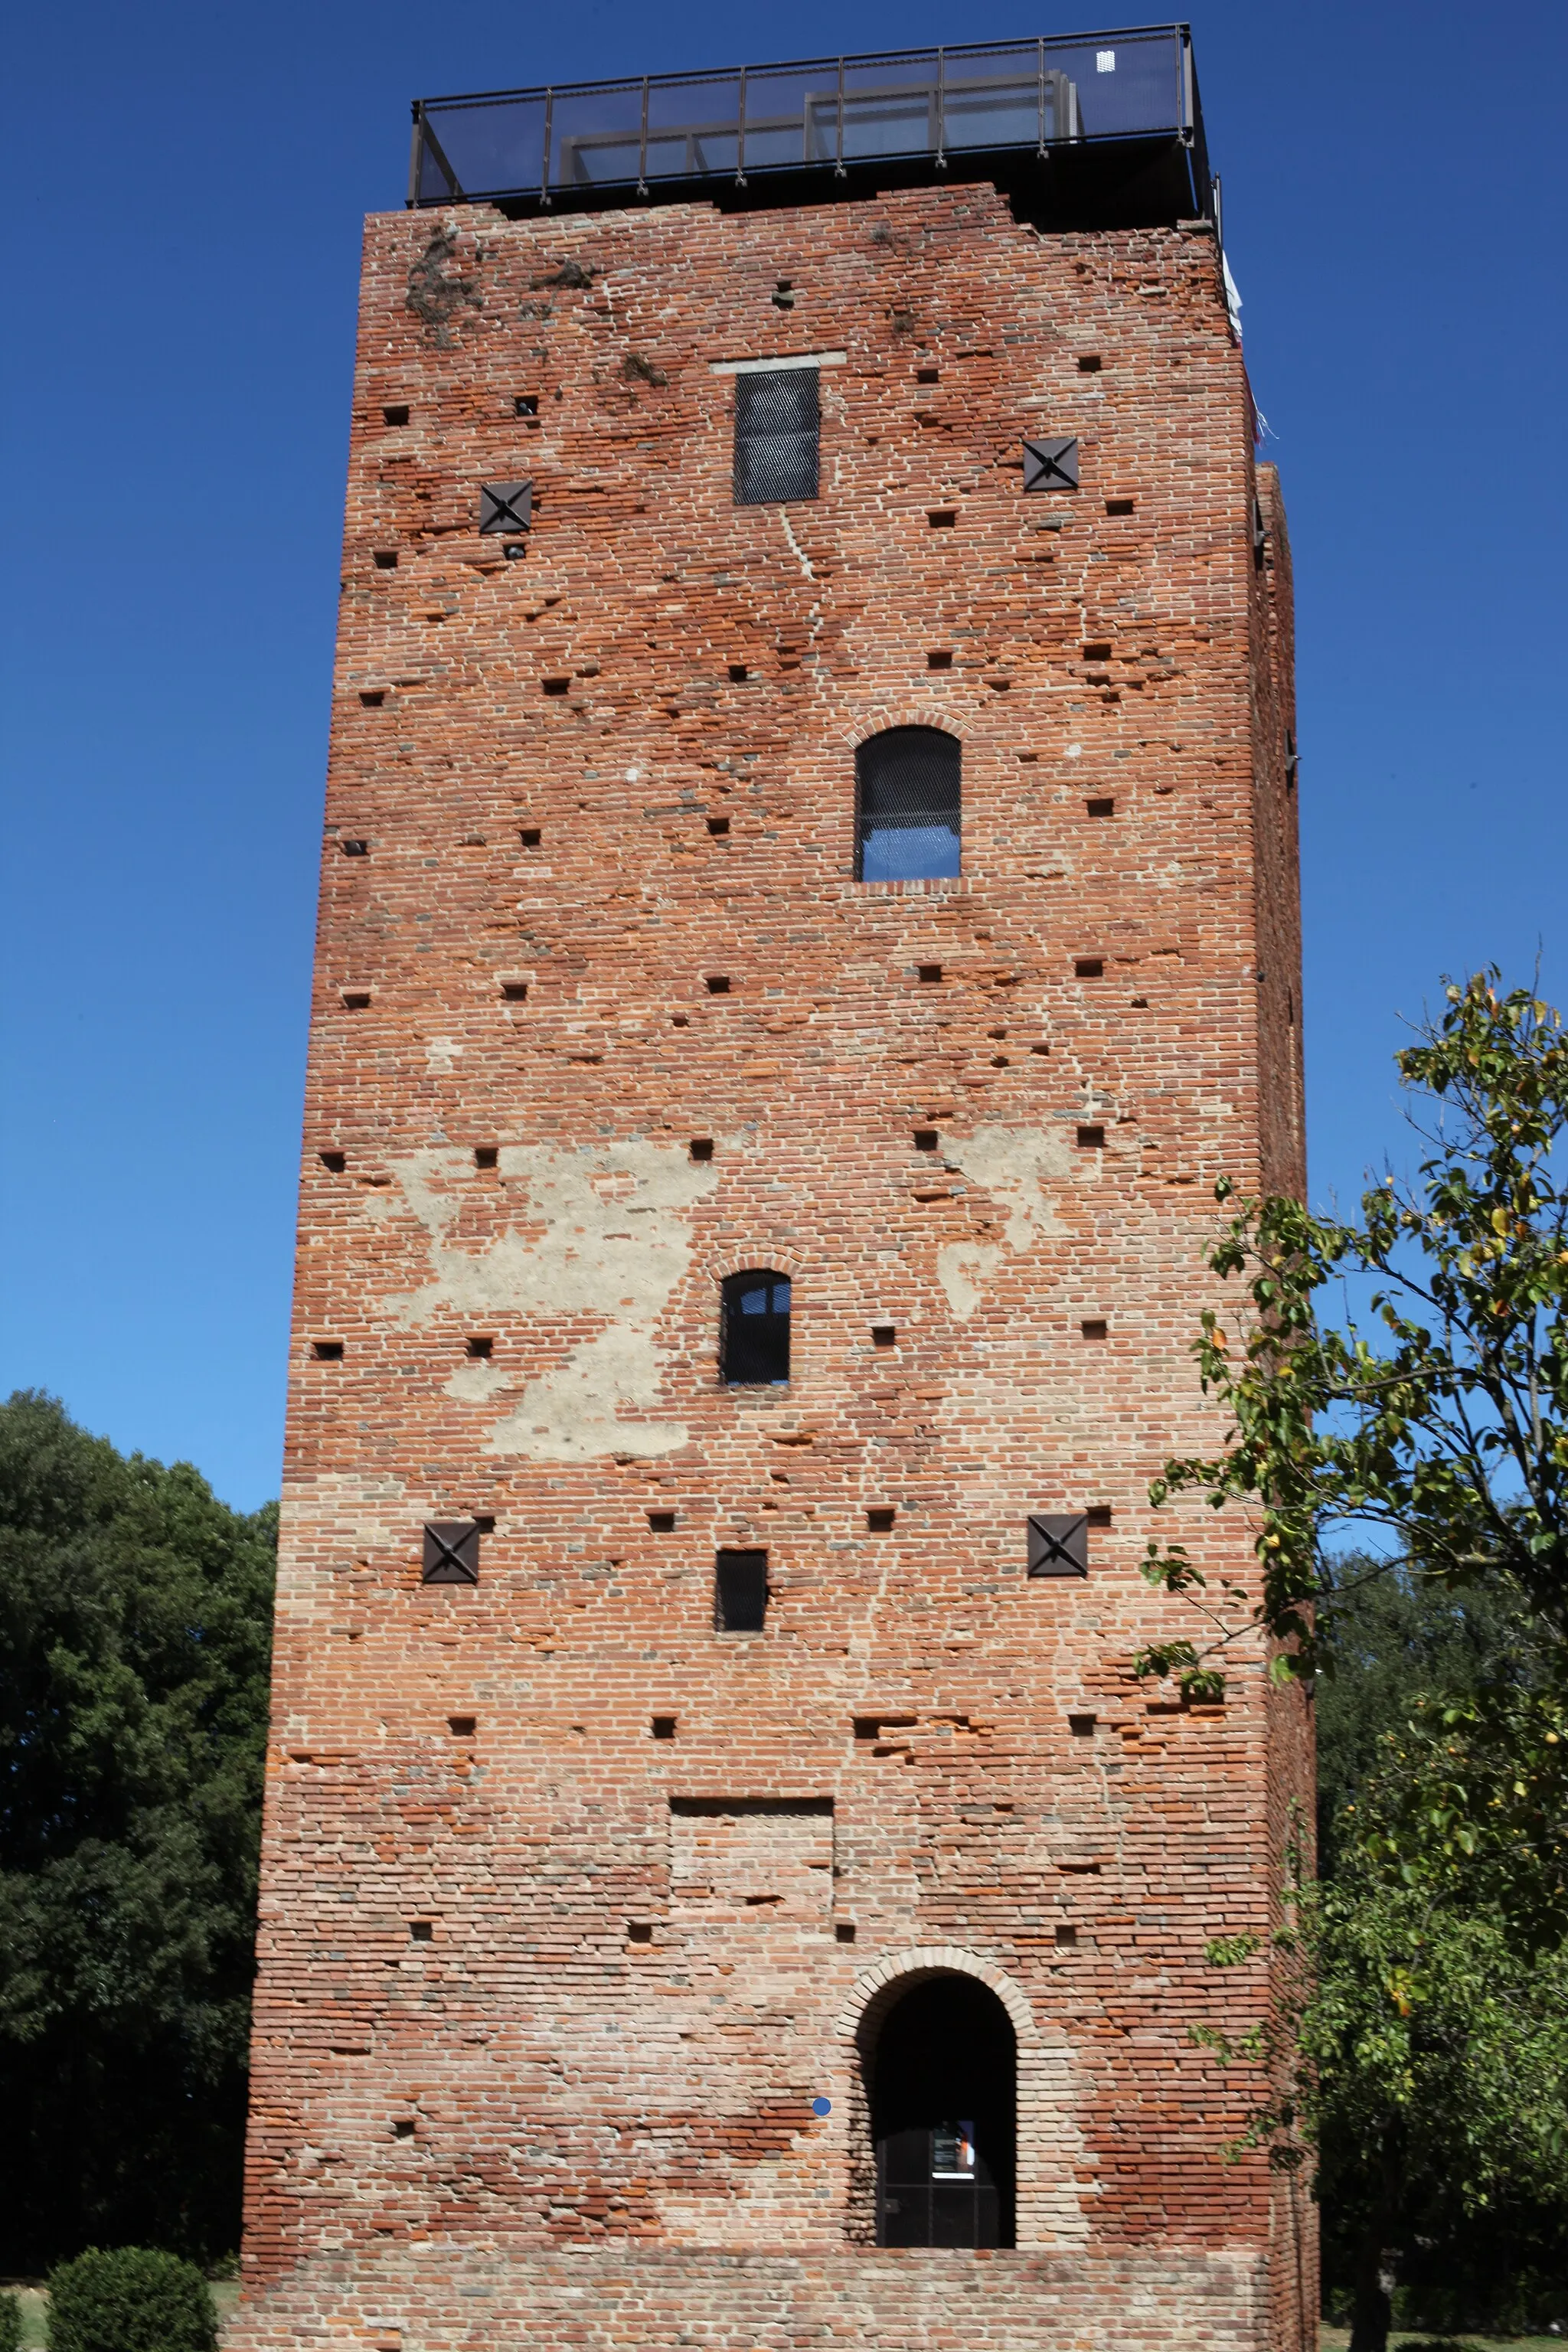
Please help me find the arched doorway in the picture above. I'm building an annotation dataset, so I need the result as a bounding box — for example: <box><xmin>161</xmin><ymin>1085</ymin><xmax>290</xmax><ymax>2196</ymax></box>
<box><xmin>865</xmin><ymin>1972</ymin><xmax>1016</xmax><ymax>2247</ymax></box>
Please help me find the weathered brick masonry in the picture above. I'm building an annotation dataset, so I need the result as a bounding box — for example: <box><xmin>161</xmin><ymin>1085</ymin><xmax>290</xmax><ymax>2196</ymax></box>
<box><xmin>234</xmin><ymin>167</ymin><xmax>1308</xmax><ymax>2352</ymax></box>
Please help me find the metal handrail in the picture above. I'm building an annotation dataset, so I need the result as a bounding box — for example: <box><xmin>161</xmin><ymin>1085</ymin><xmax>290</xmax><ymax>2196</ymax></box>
<box><xmin>409</xmin><ymin>25</ymin><xmax>1207</xmax><ymax>214</ymax></box>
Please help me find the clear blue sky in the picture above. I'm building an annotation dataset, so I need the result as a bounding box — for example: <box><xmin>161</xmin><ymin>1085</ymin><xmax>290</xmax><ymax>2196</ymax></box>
<box><xmin>2</xmin><ymin>0</ymin><xmax>1563</xmax><ymax>1511</ymax></box>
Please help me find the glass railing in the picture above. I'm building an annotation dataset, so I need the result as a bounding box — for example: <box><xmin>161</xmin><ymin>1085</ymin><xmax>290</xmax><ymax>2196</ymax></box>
<box><xmin>411</xmin><ymin>27</ymin><xmax>1201</xmax><ymax>211</ymax></box>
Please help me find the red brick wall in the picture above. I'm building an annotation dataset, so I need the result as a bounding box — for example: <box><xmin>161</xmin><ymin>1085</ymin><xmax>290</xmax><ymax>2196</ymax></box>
<box><xmin>237</xmin><ymin>178</ymin><xmax>1308</xmax><ymax>2350</ymax></box>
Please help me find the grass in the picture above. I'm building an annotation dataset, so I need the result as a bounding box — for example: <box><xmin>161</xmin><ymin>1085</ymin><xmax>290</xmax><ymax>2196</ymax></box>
<box><xmin>2</xmin><ymin>2277</ymin><xmax>241</xmax><ymax>2348</ymax></box>
<box><xmin>1321</xmin><ymin>2334</ymin><xmax>1564</xmax><ymax>2351</ymax></box>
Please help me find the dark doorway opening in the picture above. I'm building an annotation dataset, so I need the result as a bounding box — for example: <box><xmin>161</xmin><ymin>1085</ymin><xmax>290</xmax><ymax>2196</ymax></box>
<box><xmin>869</xmin><ymin>1974</ymin><xmax>1016</xmax><ymax>2247</ymax></box>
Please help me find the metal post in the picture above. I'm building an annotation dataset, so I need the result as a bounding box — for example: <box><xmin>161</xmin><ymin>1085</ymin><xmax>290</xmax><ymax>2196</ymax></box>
<box><xmin>737</xmin><ymin>67</ymin><xmax>747</xmax><ymax>185</ymax></box>
<box><xmin>541</xmin><ymin>87</ymin><xmax>554</xmax><ymax>207</ymax></box>
<box><xmin>935</xmin><ymin>47</ymin><xmax>946</xmax><ymax>168</ymax></box>
<box><xmin>1036</xmin><ymin>38</ymin><xmax>1047</xmax><ymax>155</ymax></box>
<box><xmin>638</xmin><ymin>77</ymin><xmax>649</xmax><ymax>195</ymax></box>
<box><xmin>835</xmin><ymin>55</ymin><xmax>846</xmax><ymax>177</ymax></box>
<box><xmin>412</xmin><ymin>112</ymin><xmax>466</xmax><ymax>206</ymax></box>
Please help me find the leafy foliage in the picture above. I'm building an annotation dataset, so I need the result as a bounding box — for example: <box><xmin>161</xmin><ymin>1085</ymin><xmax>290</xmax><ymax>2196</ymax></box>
<box><xmin>46</xmin><ymin>2248</ymin><xmax>217</xmax><ymax>2352</ymax></box>
<box><xmin>1206</xmin><ymin>1817</ymin><xmax>1568</xmax><ymax>2348</ymax></box>
<box><xmin>1137</xmin><ymin>972</ymin><xmax>1568</xmax><ymax>1939</ymax></box>
<box><xmin>0</xmin><ymin>1393</ymin><xmax>276</xmax><ymax>2269</ymax></box>
<box><xmin>0</xmin><ymin>2292</ymin><xmax>20</xmax><ymax>2352</ymax></box>
<box><xmin>1134</xmin><ymin>975</ymin><xmax>1568</xmax><ymax>2347</ymax></box>
<box><xmin>1311</xmin><ymin>1572</ymin><xmax>1568</xmax><ymax>2341</ymax></box>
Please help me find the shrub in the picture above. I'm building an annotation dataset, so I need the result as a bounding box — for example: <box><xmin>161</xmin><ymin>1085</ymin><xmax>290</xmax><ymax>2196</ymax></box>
<box><xmin>0</xmin><ymin>2292</ymin><xmax>21</xmax><ymax>2352</ymax></box>
<box><xmin>47</xmin><ymin>2249</ymin><xmax>217</xmax><ymax>2352</ymax></box>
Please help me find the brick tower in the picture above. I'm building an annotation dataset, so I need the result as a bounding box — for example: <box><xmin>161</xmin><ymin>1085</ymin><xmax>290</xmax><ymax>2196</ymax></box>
<box><xmin>234</xmin><ymin>28</ymin><xmax>1309</xmax><ymax>2352</ymax></box>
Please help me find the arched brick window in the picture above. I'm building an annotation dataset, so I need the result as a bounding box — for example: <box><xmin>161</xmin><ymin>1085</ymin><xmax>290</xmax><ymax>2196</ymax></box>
<box><xmin>720</xmin><ymin>1270</ymin><xmax>791</xmax><ymax>1385</ymax></box>
<box><xmin>855</xmin><ymin>727</ymin><xmax>961</xmax><ymax>884</ymax></box>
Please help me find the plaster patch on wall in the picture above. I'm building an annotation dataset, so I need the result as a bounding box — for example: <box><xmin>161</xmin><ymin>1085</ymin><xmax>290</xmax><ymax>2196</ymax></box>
<box><xmin>936</xmin><ymin>1124</ymin><xmax>1073</xmax><ymax>1321</ymax></box>
<box><xmin>425</xmin><ymin>1035</ymin><xmax>463</xmax><ymax>1072</ymax></box>
<box><xmin>482</xmin><ymin>1325</ymin><xmax>688</xmax><ymax>1460</ymax></box>
<box><xmin>384</xmin><ymin>1140</ymin><xmax>717</xmax><ymax>1459</ymax></box>
<box><xmin>444</xmin><ymin>1361</ymin><xmax>511</xmax><ymax>1405</ymax></box>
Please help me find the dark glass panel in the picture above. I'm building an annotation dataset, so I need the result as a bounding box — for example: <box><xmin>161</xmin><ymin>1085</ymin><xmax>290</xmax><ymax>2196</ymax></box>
<box><xmin>721</xmin><ymin>1272</ymin><xmax>792</xmax><ymax>1384</ymax></box>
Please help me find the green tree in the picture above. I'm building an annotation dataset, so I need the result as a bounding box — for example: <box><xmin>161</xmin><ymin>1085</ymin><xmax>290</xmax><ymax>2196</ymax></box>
<box><xmin>1312</xmin><ymin>1574</ymin><xmax>1568</xmax><ymax>2345</ymax></box>
<box><xmin>1132</xmin><ymin>974</ymin><xmax>1568</xmax><ymax>2352</ymax></box>
<box><xmin>1204</xmin><ymin>1802</ymin><xmax>1568</xmax><ymax>2352</ymax></box>
<box><xmin>1138</xmin><ymin>972</ymin><xmax>1568</xmax><ymax>1941</ymax></box>
<box><xmin>0</xmin><ymin>1393</ymin><xmax>276</xmax><ymax>2270</ymax></box>
<box><xmin>1314</xmin><ymin>1562</ymin><xmax>1540</xmax><ymax>1877</ymax></box>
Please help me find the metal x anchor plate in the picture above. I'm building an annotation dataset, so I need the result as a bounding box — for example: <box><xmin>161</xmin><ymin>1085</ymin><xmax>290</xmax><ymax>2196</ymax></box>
<box><xmin>1022</xmin><ymin>437</ymin><xmax>1079</xmax><ymax>492</ymax></box>
<box><xmin>479</xmin><ymin>480</ymin><xmax>533</xmax><ymax>534</ymax></box>
<box><xmin>1027</xmin><ymin>1511</ymin><xmax>1089</xmax><ymax>1576</ymax></box>
<box><xmin>423</xmin><ymin>1521</ymin><xmax>480</xmax><ymax>1583</ymax></box>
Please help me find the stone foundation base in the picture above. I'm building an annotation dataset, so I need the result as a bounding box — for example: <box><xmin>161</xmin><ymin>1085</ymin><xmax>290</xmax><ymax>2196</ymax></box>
<box><xmin>225</xmin><ymin>2241</ymin><xmax>1269</xmax><ymax>2352</ymax></box>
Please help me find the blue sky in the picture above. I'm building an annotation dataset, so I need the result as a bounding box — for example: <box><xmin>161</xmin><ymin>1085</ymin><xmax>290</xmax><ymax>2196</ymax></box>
<box><xmin>2</xmin><ymin>0</ymin><xmax>1563</xmax><ymax>1511</ymax></box>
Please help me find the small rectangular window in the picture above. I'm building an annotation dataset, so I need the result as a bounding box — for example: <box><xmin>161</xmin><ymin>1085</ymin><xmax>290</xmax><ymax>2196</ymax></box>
<box><xmin>733</xmin><ymin>369</ymin><xmax>818</xmax><ymax>506</ymax></box>
<box><xmin>715</xmin><ymin>1549</ymin><xmax>769</xmax><ymax>1632</ymax></box>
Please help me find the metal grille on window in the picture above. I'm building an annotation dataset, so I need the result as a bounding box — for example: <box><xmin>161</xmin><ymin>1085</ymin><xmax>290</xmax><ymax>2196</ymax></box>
<box><xmin>714</xmin><ymin>1548</ymin><xmax>769</xmax><ymax>1632</ymax></box>
<box><xmin>422</xmin><ymin>1521</ymin><xmax>481</xmax><ymax>1584</ymax></box>
<box><xmin>720</xmin><ymin>1270</ymin><xmax>791</xmax><ymax>1384</ymax></box>
<box><xmin>733</xmin><ymin>369</ymin><xmax>818</xmax><ymax>506</ymax></box>
<box><xmin>1027</xmin><ymin>1513</ymin><xmax>1089</xmax><ymax>1578</ymax></box>
<box><xmin>856</xmin><ymin>727</ymin><xmax>960</xmax><ymax>884</ymax></box>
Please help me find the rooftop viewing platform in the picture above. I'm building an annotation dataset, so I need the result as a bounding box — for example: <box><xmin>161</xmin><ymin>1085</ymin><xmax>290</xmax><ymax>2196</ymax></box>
<box><xmin>410</xmin><ymin>24</ymin><xmax>1210</xmax><ymax>230</ymax></box>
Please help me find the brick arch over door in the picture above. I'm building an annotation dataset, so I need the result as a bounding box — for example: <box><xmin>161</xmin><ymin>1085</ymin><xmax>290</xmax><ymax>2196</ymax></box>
<box><xmin>834</xmin><ymin>1945</ymin><xmax>1089</xmax><ymax>2248</ymax></box>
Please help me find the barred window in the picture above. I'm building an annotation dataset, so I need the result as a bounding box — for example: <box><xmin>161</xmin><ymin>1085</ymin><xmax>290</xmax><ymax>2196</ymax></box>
<box><xmin>720</xmin><ymin>1270</ymin><xmax>791</xmax><ymax>1385</ymax></box>
<box><xmin>733</xmin><ymin>368</ymin><xmax>818</xmax><ymax>506</ymax></box>
<box><xmin>856</xmin><ymin>727</ymin><xmax>961</xmax><ymax>884</ymax></box>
